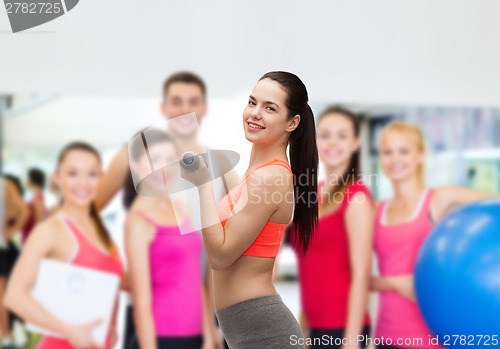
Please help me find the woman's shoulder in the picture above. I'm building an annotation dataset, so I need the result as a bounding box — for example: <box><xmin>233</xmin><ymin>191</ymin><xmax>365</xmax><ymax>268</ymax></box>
<box><xmin>246</xmin><ymin>164</ymin><xmax>292</xmax><ymax>189</ymax></box>
<box><xmin>35</xmin><ymin>213</ymin><xmax>63</xmax><ymax>232</ymax></box>
<box><xmin>254</xmin><ymin>162</ymin><xmax>291</xmax><ymax>177</ymax></box>
<box><xmin>345</xmin><ymin>180</ymin><xmax>373</xmax><ymax>201</ymax></box>
<box><xmin>25</xmin><ymin>214</ymin><xmax>65</xmax><ymax>246</ymax></box>
<box><xmin>125</xmin><ymin>199</ymin><xmax>153</xmax><ymax>225</ymax></box>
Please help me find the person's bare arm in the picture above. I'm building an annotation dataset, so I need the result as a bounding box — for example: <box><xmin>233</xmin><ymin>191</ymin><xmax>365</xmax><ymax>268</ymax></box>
<box><xmin>343</xmin><ymin>192</ymin><xmax>374</xmax><ymax>347</ymax></box>
<box><xmin>202</xmin><ymin>269</ymin><xmax>224</xmax><ymax>349</ymax></box>
<box><xmin>201</xmin><ymin>277</ymin><xmax>217</xmax><ymax>349</ymax></box>
<box><xmin>299</xmin><ymin>311</ymin><xmax>310</xmax><ymax>348</ymax></box>
<box><xmin>222</xmin><ymin>168</ymin><xmax>240</xmax><ymax>193</ymax></box>
<box><xmin>432</xmin><ymin>186</ymin><xmax>499</xmax><ymax>222</ymax></box>
<box><xmin>4</xmin><ymin>180</ymin><xmax>28</xmax><ymax>240</ymax></box>
<box><xmin>185</xmin><ymin>164</ymin><xmax>288</xmax><ymax>270</ymax></box>
<box><xmin>4</xmin><ymin>221</ymin><xmax>102</xmax><ymax>347</ymax></box>
<box><xmin>94</xmin><ymin>147</ymin><xmax>129</xmax><ymax>211</ymax></box>
<box><xmin>216</xmin><ymin>151</ymin><xmax>241</xmax><ymax>193</ymax></box>
<box><xmin>124</xmin><ymin>215</ymin><xmax>157</xmax><ymax>349</ymax></box>
<box><xmin>370</xmin><ymin>275</ymin><xmax>415</xmax><ymax>301</ymax></box>
<box><xmin>33</xmin><ymin>196</ymin><xmax>46</xmax><ymax>224</ymax></box>
<box><xmin>120</xmin><ymin>271</ymin><xmax>131</xmax><ymax>292</ymax></box>
<box><xmin>370</xmin><ymin>276</ymin><xmax>393</xmax><ymax>292</ymax></box>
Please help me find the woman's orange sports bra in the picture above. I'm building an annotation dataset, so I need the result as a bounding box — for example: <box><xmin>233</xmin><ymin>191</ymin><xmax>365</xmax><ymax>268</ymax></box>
<box><xmin>215</xmin><ymin>158</ymin><xmax>292</xmax><ymax>258</ymax></box>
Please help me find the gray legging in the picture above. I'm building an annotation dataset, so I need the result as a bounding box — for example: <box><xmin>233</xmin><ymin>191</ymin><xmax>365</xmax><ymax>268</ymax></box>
<box><xmin>216</xmin><ymin>294</ymin><xmax>304</xmax><ymax>349</ymax></box>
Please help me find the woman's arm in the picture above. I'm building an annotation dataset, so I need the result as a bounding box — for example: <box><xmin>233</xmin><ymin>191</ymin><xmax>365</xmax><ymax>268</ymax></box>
<box><xmin>201</xmin><ymin>277</ymin><xmax>218</xmax><ymax>349</ymax></box>
<box><xmin>119</xmin><ymin>270</ymin><xmax>131</xmax><ymax>292</ymax></box>
<box><xmin>204</xmin><ymin>270</ymin><xmax>224</xmax><ymax>349</ymax></box>
<box><xmin>124</xmin><ymin>215</ymin><xmax>157</xmax><ymax>349</ymax></box>
<box><xmin>4</xmin><ymin>180</ymin><xmax>28</xmax><ymax>240</ymax></box>
<box><xmin>370</xmin><ymin>276</ymin><xmax>394</xmax><ymax>292</ymax></box>
<box><xmin>33</xmin><ymin>195</ymin><xmax>46</xmax><ymax>224</ymax></box>
<box><xmin>299</xmin><ymin>311</ymin><xmax>310</xmax><ymax>349</ymax></box>
<box><xmin>95</xmin><ymin>147</ymin><xmax>129</xmax><ymax>211</ymax></box>
<box><xmin>184</xmin><ymin>163</ymin><xmax>287</xmax><ymax>270</ymax></box>
<box><xmin>108</xmin><ymin>295</ymin><xmax>121</xmax><ymax>348</ymax></box>
<box><xmin>343</xmin><ymin>192</ymin><xmax>374</xmax><ymax>347</ymax></box>
<box><xmin>4</xmin><ymin>222</ymin><xmax>101</xmax><ymax>348</ymax></box>
<box><xmin>370</xmin><ymin>275</ymin><xmax>415</xmax><ymax>301</ymax></box>
<box><xmin>432</xmin><ymin>186</ymin><xmax>498</xmax><ymax>222</ymax></box>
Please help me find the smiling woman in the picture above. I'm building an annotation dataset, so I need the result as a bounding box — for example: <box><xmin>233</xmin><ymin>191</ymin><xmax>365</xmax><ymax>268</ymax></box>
<box><xmin>180</xmin><ymin>71</ymin><xmax>319</xmax><ymax>349</ymax></box>
<box><xmin>4</xmin><ymin>142</ymin><xmax>124</xmax><ymax>349</ymax></box>
<box><xmin>371</xmin><ymin>121</ymin><xmax>499</xmax><ymax>349</ymax></box>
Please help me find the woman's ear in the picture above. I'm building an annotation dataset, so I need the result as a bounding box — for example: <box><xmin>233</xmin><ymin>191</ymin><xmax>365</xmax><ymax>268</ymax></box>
<box><xmin>287</xmin><ymin>114</ymin><xmax>301</xmax><ymax>133</ymax></box>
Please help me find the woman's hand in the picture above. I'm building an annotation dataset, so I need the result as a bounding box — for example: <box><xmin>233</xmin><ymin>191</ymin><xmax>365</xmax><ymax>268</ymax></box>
<box><xmin>201</xmin><ymin>330</ymin><xmax>217</xmax><ymax>349</ymax></box>
<box><xmin>212</xmin><ymin>327</ymin><xmax>224</xmax><ymax>349</ymax></box>
<box><xmin>108</xmin><ymin>327</ymin><xmax>118</xmax><ymax>348</ymax></box>
<box><xmin>371</xmin><ymin>275</ymin><xmax>416</xmax><ymax>301</ymax></box>
<box><xmin>370</xmin><ymin>276</ymin><xmax>389</xmax><ymax>291</ymax></box>
<box><xmin>390</xmin><ymin>275</ymin><xmax>416</xmax><ymax>301</ymax></box>
<box><xmin>202</xmin><ymin>340</ymin><xmax>216</xmax><ymax>349</ymax></box>
<box><xmin>62</xmin><ymin>318</ymin><xmax>103</xmax><ymax>349</ymax></box>
<box><xmin>180</xmin><ymin>154</ymin><xmax>211</xmax><ymax>187</ymax></box>
<box><xmin>299</xmin><ymin>311</ymin><xmax>310</xmax><ymax>349</ymax></box>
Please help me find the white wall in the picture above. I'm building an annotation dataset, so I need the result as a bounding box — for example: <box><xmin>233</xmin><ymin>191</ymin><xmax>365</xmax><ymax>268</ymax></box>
<box><xmin>4</xmin><ymin>96</ymin><xmax>160</xmax><ymax>148</ymax></box>
<box><xmin>1</xmin><ymin>0</ymin><xmax>500</xmax><ymax>106</ymax></box>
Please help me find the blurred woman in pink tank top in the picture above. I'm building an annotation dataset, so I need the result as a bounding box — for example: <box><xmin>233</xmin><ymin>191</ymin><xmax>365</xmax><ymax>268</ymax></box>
<box><xmin>5</xmin><ymin>142</ymin><xmax>124</xmax><ymax>349</ymax></box>
<box><xmin>371</xmin><ymin>121</ymin><xmax>496</xmax><ymax>349</ymax></box>
<box><xmin>124</xmin><ymin>129</ymin><xmax>216</xmax><ymax>349</ymax></box>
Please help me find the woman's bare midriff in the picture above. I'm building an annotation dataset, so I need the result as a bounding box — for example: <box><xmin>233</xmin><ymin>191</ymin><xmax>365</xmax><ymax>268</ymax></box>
<box><xmin>213</xmin><ymin>255</ymin><xmax>278</xmax><ymax>310</ymax></box>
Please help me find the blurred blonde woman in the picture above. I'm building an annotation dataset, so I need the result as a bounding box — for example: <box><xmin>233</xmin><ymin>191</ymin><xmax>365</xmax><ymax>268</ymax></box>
<box><xmin>371</xmin><ymin>121</ymin><xmax>496</xmax><ymax>349</ymax></box>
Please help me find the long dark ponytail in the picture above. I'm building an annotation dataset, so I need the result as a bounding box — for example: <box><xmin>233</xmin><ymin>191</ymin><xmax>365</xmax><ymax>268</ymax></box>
<box><xmin>259</xmin><ymin>71</ymin><xmax>319</xmax><ymax>256</ymax></box>
<box><xmin>57</xmin><ymin>141</ymin><xmax>114</xmax><ymax>251</ymax></box>
<box><xmin>317</xmin><ymin>106</ymin><xmax>362</xmax><ymax>213</ymax></box>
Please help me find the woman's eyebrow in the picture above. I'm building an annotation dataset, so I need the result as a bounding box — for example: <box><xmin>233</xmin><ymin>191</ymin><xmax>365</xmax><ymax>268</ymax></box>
<box><xmin>249</xmin><ymin>95</ymin><xmax>280</xmax><ymax>109</ymax></box>
<box><xmin>264</xmin><ymin>101</ymin><xmax>280</xmax><ymax>109</ymax></box>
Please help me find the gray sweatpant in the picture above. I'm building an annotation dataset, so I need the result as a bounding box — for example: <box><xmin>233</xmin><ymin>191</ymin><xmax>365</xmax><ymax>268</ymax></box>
<box><xmin>216</xmin><ymin>294</ymin><xmax>305</xmax><ymax>349</ymax></box>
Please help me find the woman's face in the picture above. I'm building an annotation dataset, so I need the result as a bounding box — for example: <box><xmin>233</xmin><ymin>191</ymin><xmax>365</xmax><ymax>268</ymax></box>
<box><xmin>317</xmin><ymin>113</ymin><xmax>359</xmax><ymax>170</ymax></box>
<box><xmin>132</xmin><ymin>141</ymin><xmax>179</xmax><ymax>193</ymax></box>
<box><xmin>55</xmin><ymin>150</ymin><xmax>101</xmax><ymax>208</ymax></box>
<box><xmin>242</xmin><ymin>78</ymin><xmax>299</xmax><ymax>144</ymax></box>
<box><xmin>380</xmin><ymin>130</ymin><xmax>424</xmax><ymax>183</ymax></box>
